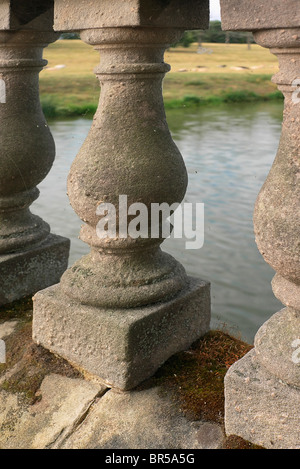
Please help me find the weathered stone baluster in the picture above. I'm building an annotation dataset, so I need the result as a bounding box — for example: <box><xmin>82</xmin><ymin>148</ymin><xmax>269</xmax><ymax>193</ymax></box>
<box><xmin>0</xmin><ymin>2</ymin><xmax>70</xmax><ymax>305</ymax></box>
<box><xmin>33</xmin><ymin>0</ymin><xmax>211</xmax><ymax>391</ymax></box>
<box><xmin>221</xmin><ymin>0</ymin><xmax>300</xmax><ymax>449</ymax></box>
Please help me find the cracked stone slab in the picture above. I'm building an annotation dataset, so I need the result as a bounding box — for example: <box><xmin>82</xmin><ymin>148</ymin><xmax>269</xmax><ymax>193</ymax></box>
<box><xmin>0</xmin><ymin>374</ymin><xmax>106</xmax><ymax>449</ymax></box>
<box><xmin>60</xmin><ymin>386</ymin><xmax>225</xmax><ymax>449</ymax></box>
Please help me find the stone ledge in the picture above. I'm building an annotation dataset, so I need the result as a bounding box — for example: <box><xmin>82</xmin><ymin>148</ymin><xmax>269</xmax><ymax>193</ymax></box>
<box><xmin>54</xmin><ymin>0</ymin><xmax>209</xmax><ymax>31</ymax></box>
<box><xmin>0</xmin><ymin>298</ymin><xmax>256</xmax><ymax>449</ymax></box>
<box><xmin>59</xmin><ymin>385</ymin><xmax>224</xmax><ymax>450</ymax></box>
<box><xmin>0</xmin><ymin>374</ymin><xmax>105</xmax><ymax>449</ymax></box>
<box><xmin>220</xmin><ymin>0</ymin><xmax>300</xmax><ymax>31</ymax></box>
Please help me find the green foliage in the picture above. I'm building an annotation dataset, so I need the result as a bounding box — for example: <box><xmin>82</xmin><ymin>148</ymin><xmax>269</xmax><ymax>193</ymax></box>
<box><xmin>175</xmin><ymin>21</ymin><xmax>254</xmax><ymax>47</ymax></box>
<box><xmin>60</xmin><ymin>32</ymin><xmax>80</xmax><ymax>40</ymax></box>
<box><xmin>179</xmin><ymin>31</ymin><xmax>198</xmax><ymax>48</ymax></box>
<box><xmin>41</xmin><ymin>90</ymin><xmax>283</xmax><ymax>117</ymax></box>
<box><xmin>41</xmin><ymin>96</ymin><xmax>97</xmax><ymax>118</ymax></box>
<box><xmin>223</xmin><ymin>90</ymin><xmax>259</xmax><ymax>103</ymax></box>
<box><xmin>201</xmin><ymin>21</ymin><xmax>227</xmax><ymax>44</ymax></box>
<box><xmin>163</xmin><ymin>90</ymin><xmax>283</xmax><ymax>111</ymax></box>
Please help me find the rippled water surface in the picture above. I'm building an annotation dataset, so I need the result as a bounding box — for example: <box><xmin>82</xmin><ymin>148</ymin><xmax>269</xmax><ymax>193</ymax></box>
<box><xmin>33</xmin><ymin>102</ymin><xmax>284</xmax><ymax>343</ymax></box>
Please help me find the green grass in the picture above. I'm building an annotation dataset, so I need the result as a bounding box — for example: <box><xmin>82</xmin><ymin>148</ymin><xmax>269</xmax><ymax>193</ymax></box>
<box><xmin>164</xmin><ymin>90</ymin><xmax>283</xmax><ymax>110</ymax></box>
<box><xmin>41</xmin><ymin>95</ymin><xmax>97</xmax><ymax>118</ymax></box>
<box><xmin>39</xmin><ymin>40</ymin><xmax>282</xmax><ymax>118</ymax></box>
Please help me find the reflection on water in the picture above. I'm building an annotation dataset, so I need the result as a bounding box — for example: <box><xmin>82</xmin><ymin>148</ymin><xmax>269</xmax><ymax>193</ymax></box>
<box><xmin>32</xmin><ymin>102</ymin><xmax>284</xmax><ymax>343</ymax></box>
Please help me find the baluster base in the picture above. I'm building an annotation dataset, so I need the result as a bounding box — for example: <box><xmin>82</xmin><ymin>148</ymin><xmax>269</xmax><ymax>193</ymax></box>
<box><xmin>224</xmin><ymin>347</ymin><xmax>300</xmax><ymax>449</ymax></box>
<box><xmin>0</xmin><ymin>233</ymin><xmax>70</xmax><ymax>306</ymax></box>
<box><xmin>33</xmin><ymin>277</ymin><xmax>210</xmax><ymax>391</ymax></box>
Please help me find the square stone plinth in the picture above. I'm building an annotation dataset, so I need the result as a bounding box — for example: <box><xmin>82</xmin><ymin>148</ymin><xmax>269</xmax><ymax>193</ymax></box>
<box><xmin>33</xmin><ymin>277</ymin><xmax>210</xmax><ymax>390</ymax></box>
<box><xmin>225</xmin><ymin>349</ymin><xmax>300</xmax><ymax>449</ymax></box>
<box><xmin>0</xmin><ymin>234</ymin><xmax>70</xmax><ymax>306</ymax></box>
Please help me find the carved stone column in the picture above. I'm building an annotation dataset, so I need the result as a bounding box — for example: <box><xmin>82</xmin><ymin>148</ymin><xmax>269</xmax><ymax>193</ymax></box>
<box><xmin>221</xmin><ymin>0</ymin><xmax>300</xmax><ymax>449</ymax></box>
<box><xmin>0</xmin><ymin>1</ymin><xmax>70</xmax><ymax>305</ymax></box>
<box><xmin>33</xmin><ymin>0</ymin><xmax>211</xmax><ymax>391</ymax></box>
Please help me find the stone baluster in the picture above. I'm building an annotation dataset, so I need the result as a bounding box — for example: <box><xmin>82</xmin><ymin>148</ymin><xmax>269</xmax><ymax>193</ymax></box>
<box><xmin>0</xmin><ymin>1</ymin><xmax>70</xmax><ymax>306</ymax></box>
<box><xmin>221</xmin><ymin>0</ymin><xmax>300</xmax><ymax>449</ymax></box>
<box><xmin>33</xmin><ymin>0</ymin><xmax>211</xmax><ymax>391</ymax></box>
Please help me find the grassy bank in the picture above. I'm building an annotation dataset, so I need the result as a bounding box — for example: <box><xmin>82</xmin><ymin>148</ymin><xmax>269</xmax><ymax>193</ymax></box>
<box><xmin>40</xmin><ymin>40</ymin><xmax>282</xmax><ymax>118</ymax></box>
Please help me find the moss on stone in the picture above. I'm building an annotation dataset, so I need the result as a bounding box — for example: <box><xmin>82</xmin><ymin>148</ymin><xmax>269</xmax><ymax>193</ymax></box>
<box><xmin>223</xmin><ymin>435</ymin><xmax>264</xmax><ymax>450</ymax></box>
<box><xmin>0</xmin><ymin>296</ymin><xmax>33</xmax><ymax>324</ymax></box>
<box><xmin>0</xmin><ymin>298</ymin><xmax>82</xmax><ymax>405</ymax></box>
<box><xmin>144</xmin><ymin>329</ymin><xmax>262</xmax><ymax>449</ymax></box>
<box><xmin>150</xmin><ymin>330</ymin><xmax>252</xmax><ymax>422</ymax></box>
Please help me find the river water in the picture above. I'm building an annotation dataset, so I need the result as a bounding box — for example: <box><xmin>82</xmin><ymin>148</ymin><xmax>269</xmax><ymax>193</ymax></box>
<box><xmin>33</xmin><ymin>102</ymin><xmax>284</xmax><ymax>343</ymax></box>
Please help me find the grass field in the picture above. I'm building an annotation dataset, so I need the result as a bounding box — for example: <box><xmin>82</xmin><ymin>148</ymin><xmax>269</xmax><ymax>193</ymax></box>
<box><xmin>40</xmin><ymin>40</ymin><xmax>281</xmax><ymax>117</ymax></box>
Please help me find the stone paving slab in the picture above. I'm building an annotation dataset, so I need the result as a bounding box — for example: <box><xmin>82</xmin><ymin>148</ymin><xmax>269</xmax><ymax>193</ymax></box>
<box><xmin>0</xmin><ymin>373</ymin><xmax>225</xmax><ymax>450</ymax></box>
<box><xmin>0</xmin><ymin>374</ymin><xmax>105</xmax><ymax>449</ymax></box>
<box><xmin>0</xmin><ymin>312</ymin><xmax>225</xmax><ymax>450</ymax></box>
<box><xmin>0</xmin><ymin>310</ymin><xmax>250</xmax><ymax>449</ymax></box>
<box><xmin>60</xmin><ymin>386</ymin><xmax>225</xmax><ymax>449</ymax></box>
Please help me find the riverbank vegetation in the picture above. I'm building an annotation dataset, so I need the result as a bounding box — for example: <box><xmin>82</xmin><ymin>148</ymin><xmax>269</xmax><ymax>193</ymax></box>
<box><xmin>40</xmin><ymin>40</ymin><xmax>281</xmax><ymax>118</ymax></box>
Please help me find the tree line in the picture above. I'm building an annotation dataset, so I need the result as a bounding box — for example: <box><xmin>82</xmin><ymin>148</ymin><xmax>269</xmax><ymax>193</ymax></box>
<box><xmin>177</xmin><ymin>21</ymin><xmax>254</xmax><ymax>47</ymax></box>
<box><xmin>61</xmin><ymin>21</ymin><xmax>254</xmax><ymax>47</ymax></box>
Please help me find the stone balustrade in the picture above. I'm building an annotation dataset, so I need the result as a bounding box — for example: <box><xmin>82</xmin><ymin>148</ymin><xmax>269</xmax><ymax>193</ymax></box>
<box><xmin>0</xmin><ymin>0</ymin><xmax>70</xmax><ymax>305</ymax></box>
<box><xmin>221</xmin><ymin>0</ymin><xmax>300</xmax><ymax>450</ymax></box>
<box><xmin>33</xmin><ymin>0</ymin><xmax>211</xmax><ymax>391</ymax></box>
<box><xmin>0</xmin><ymin>0</ymin><xmax>299</xmax><ymax>449</ymax></box>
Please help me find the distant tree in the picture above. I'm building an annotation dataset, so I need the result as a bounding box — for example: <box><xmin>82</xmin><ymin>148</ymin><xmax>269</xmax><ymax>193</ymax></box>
<box><xmin>229</xmin><ymin>29</ymin><xmax>255</xmax><ymax>45</ymax></box>
<box><xmin>247</xmin><ymin>32</ymin><xmax>252</xmax><ymax>50</ymax></box>
<box><xmin>176</xmin><ymin>31</ymin><xmax>198</xmax><ymax>48</ymax></box>
<box><xmin>60</xmin><ymin>32</ymin><xmax>80</xmax><ymax>40</ymax></box>
<box><xmin>173</xmin><ymin>21</ymin><xmax>255</xmax><ymax>47</ymax></box>
<box><xmin>197</xmin><ymin>31</ymin><xmax>203</xmax><ymax>53</ymax></box>
<box><xmin>201</xmin><ymin>21</ymin><xmax>226</xmax><ymax>43</ymax></box>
